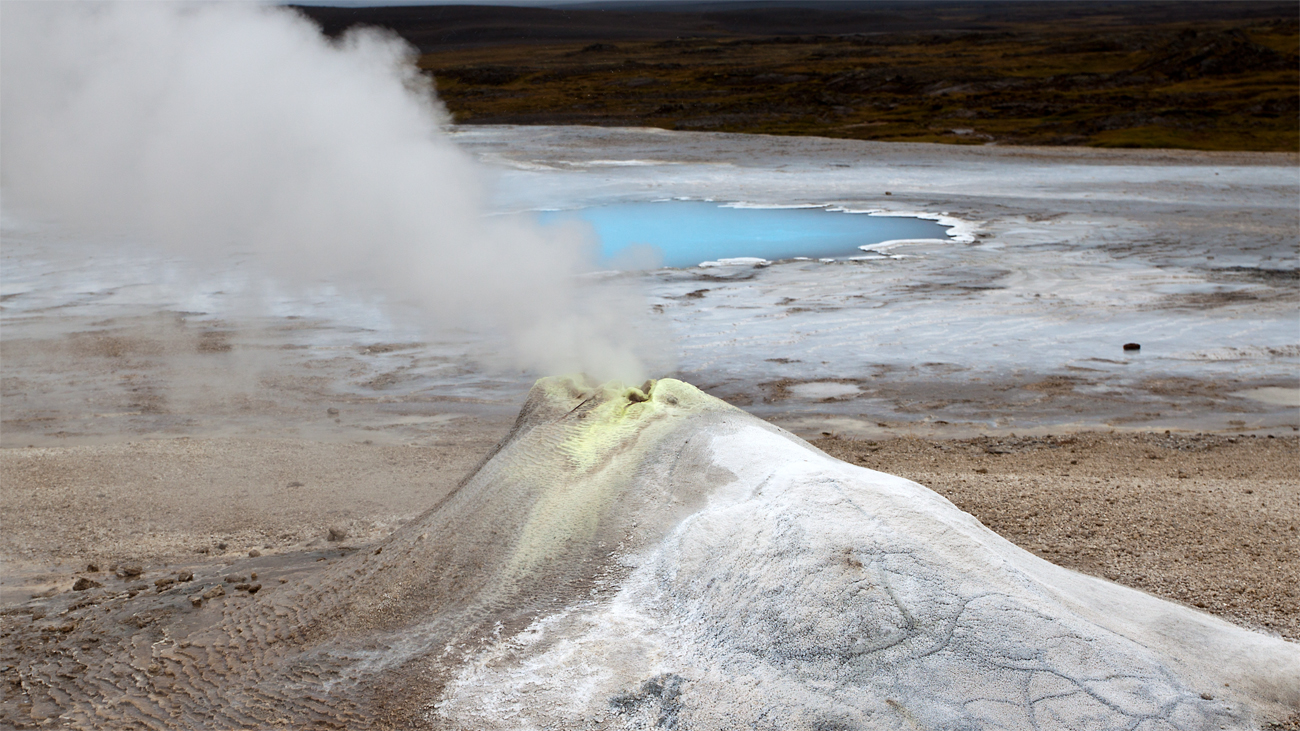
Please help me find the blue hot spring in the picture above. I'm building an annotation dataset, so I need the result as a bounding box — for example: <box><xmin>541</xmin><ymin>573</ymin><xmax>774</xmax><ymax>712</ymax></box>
<box><xmin>537</xmin><ymin>201</ymin><xmax>949</xmax><ymax>268</ymax></box>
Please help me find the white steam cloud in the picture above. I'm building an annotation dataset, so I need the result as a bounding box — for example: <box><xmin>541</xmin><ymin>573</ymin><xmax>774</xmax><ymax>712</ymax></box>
<box><xmin>1</xmin><ymin>1</ymin><xmax>661</xmax><ymax>382</ymax></box>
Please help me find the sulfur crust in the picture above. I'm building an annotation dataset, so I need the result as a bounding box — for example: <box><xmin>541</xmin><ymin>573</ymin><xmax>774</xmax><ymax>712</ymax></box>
<box><xmin>507</xmin><ymin>377</ymin><xmax>730</xmax><ymax>576</ymax></box>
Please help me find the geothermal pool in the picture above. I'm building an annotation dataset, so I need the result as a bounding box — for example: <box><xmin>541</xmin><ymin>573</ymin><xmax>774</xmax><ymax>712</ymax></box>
<box><xmin>536</xmin><ymin>201</ymin><xmax>949</xmax><ymax>267</ymax></box>
<box><xmin>2</xmin><ymin>125</ymin><xmax>1297</xmax><ymax>445</ymax></box>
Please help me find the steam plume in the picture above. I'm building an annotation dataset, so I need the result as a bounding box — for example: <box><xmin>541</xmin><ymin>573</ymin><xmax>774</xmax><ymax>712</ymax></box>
<box><xmin>1</xmin><ymin>1</ymin><xmax>659</xmax><ymax>381</ymax></box>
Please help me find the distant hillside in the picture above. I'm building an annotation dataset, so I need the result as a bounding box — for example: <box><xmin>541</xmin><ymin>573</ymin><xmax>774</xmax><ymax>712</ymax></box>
<box><xmin>291</xmin><ymin>2</ymin><xmax>1300</xmax><ymax>151</ymax></box>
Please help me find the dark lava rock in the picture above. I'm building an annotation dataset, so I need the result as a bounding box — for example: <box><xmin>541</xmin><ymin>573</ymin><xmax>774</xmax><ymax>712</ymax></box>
<box><xmin>224</xmin><ymin>575</ymin><xmax>247</xmax><ymax>584</ymax></box>
<box><xmin>86</xmin><ymin>563</ymin><xmax>99</xmax><ymax>573</ymax></box>
<box><xmin>72</xmin><ymin>577</ymin><xmax>102</xmax><ymax>592</ymax></box>
<box><xmin>247</xmin><ymin>583</ymin><xmax>262</xmax><ymax>595</ymax></box>
<box><xmin>1123</xmin><ymin>342</ymin><xmax>1141</xmax><ymax>350</ymax></box>
<box><xmin>177</xmin><ymin>571</ymin><xmax>194</xmax><ymax>582</ymax></box>
<box><xmin>116</xmin><ymin>564</ymin><xmax>143</xmax><ymax>579</ymax></box>
<box><xmin>154</xmin><ymin>578</ymin><xmax>176</xmax><ymax>589</ymax></box>
<box><xmin>248</xmin><ymin>549</ymin><xmax>261</xmax><ymax>558</ymax></box>
<box><xmin>202</xmin><ymin>585</ymin><xmax>225</xmax><ymax>600</ymax></box>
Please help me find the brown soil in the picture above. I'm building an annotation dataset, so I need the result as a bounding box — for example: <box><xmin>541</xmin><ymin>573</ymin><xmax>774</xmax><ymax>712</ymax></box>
<box><xmin>0</xmin><ymin>432</ymin><xmax>509</xmax><ymax>607</ymax></box>
<box><xmin>814</xmin><ymin>431</ymin><xmax>1300</xmax><ymax>642</ymax></box>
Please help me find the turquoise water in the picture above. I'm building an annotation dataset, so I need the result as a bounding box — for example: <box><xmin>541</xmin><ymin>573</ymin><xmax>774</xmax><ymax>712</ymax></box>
<box><xmin>537</xmin><ymin>201</ymin><xmax>949</xmax><ymax>268</ymax></box>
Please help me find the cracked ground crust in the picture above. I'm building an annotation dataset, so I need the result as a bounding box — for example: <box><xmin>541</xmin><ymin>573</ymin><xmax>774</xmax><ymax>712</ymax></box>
<box><xmin>814</xmin><ymin>431</ymin><xmax>1300</xmax><ymax>642</ymax></box>
<box><xmin>1</xmin><ymin>428</ymin><xmax>1296</xmax><ymax>728</ymax></box>
<box><xmin>3</xmin><ymin>431</ymin><xmax>1295</xmax><ymax>637</ymax></box>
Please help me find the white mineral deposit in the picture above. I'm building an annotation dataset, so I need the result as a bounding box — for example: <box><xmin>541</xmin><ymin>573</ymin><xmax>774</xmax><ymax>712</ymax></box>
<box><xmin>7</xmin><ymin>378</ymin><xmax>1294</xmax><ymax>729</ymax></box>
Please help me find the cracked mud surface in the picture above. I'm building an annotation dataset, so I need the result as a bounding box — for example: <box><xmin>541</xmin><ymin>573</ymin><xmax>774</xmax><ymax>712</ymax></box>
<box><xmin>814</xmin><ymin>432</ymin><xmax>1300</xmax><ymax>643</ymax></box>
<box><xmin>4</xmin><ymin>431</ymin><xmax>1295</xmax><ymax>645</ymax></box>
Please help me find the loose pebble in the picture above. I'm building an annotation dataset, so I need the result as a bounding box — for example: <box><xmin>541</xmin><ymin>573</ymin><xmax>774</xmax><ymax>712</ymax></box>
<box><xmin>72</xmin><ymin>577</ymin><xmax>102</xmax><ymax>592</ymax></box>
<box><xmin>116</xmin><ymin>564</ymin><xmax>143</xmax><ymax>579</ymax></box>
